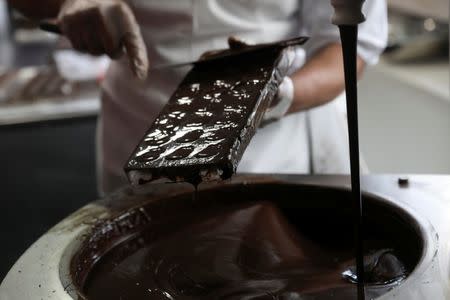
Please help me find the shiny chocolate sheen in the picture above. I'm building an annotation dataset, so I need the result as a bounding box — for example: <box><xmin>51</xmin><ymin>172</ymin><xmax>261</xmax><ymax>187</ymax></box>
<box><xmin>125</xmin><ymin>47</ymin><xmax>290</xmax><ymax>184</ymax></box>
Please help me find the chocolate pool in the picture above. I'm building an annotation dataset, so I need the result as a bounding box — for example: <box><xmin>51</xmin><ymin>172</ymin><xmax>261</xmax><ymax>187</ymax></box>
<box><xmin>1</xmin><ymin>175</ymin><xmax>449</xmax><ymax>299</ymax></box>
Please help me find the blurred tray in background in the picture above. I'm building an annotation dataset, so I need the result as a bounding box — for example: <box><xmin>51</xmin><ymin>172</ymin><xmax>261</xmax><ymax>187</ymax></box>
<box><xmin>0</xmin><ymin>66</ymin><xmax>100</xmax><ymax>125</ymax></box>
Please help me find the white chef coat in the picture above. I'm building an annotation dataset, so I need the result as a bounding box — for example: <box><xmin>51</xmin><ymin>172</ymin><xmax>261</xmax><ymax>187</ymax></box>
<box><xmin>98</xmin><ymin>0</ymin><xmax>388</xmax><ymax>194</ymax></box>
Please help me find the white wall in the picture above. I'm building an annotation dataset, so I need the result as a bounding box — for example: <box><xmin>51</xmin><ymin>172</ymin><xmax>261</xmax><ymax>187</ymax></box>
<box><xmin>0</xmin><ymin>0</ymin><xmax>8</xmax><ymax>38</ymax></box>
<box><xmin>358</xmin><ymin>59</ymin><xmax>450</xmax><ymax>174</ymax></box>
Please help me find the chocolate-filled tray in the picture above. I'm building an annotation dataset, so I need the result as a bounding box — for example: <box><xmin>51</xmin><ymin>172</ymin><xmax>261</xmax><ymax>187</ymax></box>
<box><xmin>125</xmin><ymin>39</ymin><xmax>307</xmax><ymax>185</ymax></box>
<box><xmin>70</xmin><ymin>180</ymin><xmax>420</xmax><ymax>300</ymax></box>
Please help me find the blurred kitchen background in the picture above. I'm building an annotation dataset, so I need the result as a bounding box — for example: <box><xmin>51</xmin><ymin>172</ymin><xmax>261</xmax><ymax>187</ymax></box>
<box><xmin>0</xmin><ymin>0</ymin><xmax>448</xmax><ymax>280</ymax></box>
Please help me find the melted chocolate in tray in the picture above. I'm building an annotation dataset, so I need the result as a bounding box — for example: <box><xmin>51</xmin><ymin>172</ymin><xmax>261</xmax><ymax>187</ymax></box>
<box><xmin>125</xmin><ymin>47</ymin><xmax>293</xmax><ymax>184</ymax></box>
<box><xmin>76</xmin><ymin>185</ymin><xmax>419</xmax><ymax>300</ymax></box>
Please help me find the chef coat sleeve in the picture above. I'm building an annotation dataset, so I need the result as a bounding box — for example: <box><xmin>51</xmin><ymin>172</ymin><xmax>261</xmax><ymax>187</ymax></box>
<box><xmin>300</xmin><ymin>0</ymin><xmax>388</xmax><ymax>65</ymax></box>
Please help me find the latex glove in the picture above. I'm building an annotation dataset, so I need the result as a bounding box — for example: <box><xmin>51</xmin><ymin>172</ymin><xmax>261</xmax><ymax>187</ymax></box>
<box><xmin>199</xmin><ymin>36</ymin><xmax>254</xmax><ymax>60</ymax></box>
<box><xmin>262</xmin><ymin>76</ymin><xmax>294</xmax><ymax>123</ymax></box>
<box><xmin>262</xmin><ymin>47</ymin><xmax>306</xmax><ymax>124</ymax></box>
<box><xmin>203</xmin><ymin>37</ymin><xmax>305</xmax><ymax>124</ymax></box>
<box><xmin>58</xmin><ymin>0</ymin><xmax>148</xmax><ymax>80</ymax></box>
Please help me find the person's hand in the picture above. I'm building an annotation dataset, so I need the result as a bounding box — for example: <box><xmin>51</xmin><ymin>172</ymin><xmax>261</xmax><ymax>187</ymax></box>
<box><xmin>58</xmin><ymin>0</ymin><xmax>148</xmax><ymax>80</ymax></box>
<box><xmin>200</xmin><ymin>36</ymin><xmax>306</xmax><ymax>125</ymax></box>
<box><xmin>262</xmin><ymin>76</ymin><xmax>295</xmax><ymax>123</ymax></box>
<box><xmin>263</xmin><ymin>46</ymin><xmax>306</xmax><ymax>124</ymax></box>
<box><xmin>198</xmin><ymin>36</ymin><xmax>251</xmax><ymax>60</ymax></box>
<box><xmin>227</xmin><ymin>38</ymin><xmax>307</xmax><ymax>123</ymax></box>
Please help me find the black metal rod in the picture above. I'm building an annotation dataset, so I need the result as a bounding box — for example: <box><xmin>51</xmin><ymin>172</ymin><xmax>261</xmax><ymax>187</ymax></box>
<box><xmin>339</xmin><ymin>24</ymin><xmax>365</xmax><ymax>300</ymax></box>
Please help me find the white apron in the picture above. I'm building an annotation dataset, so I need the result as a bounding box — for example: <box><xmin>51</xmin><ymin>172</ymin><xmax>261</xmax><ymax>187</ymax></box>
<box><xmin>99</xmin><ymin>0</ymin><xmax>352</xmax><ymax>194</ymax></box>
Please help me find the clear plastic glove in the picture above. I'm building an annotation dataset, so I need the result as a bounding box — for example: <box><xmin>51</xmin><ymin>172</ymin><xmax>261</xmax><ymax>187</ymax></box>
<box><xmin>202</xmin><ymin>37</ymin><xmax>305</xmax><ymax>124</ymax></box>
<box><xmin>58</xmin><ymin>0</ymin><xmax>148</xmax><ymax>80</ymax></box>
<box><xmin>262</xmin><ymin>76</ymin><xmax>295</xmax><ymax>123</ymax></box>
<box><xmin>199</xmin><ymin>36</ymin><xmax>253</xmax><ymax>60</ymax></box>
<box><xmin>262</xmin><ymin>46</ymin><xmax>306</xmax><ymax>124</ymax></box>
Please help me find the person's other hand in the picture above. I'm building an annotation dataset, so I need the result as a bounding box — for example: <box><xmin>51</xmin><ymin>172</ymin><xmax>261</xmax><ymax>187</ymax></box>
<box><xmin>58</xmin><ymin>0</ymin><xmax>148</xmax><ymax>80</ymax></box>
<box><xmin>263</xmin><ymin>46</ymin><xmax>306</xmax><ymax>124</ymax></box>
<box><xmin>200</xmin><ymin>36</ymin><xmax>306</xmax><ymax>125</ymax></box>
<box><xmin>198</xmin><ymin>36</ymin><xmax>252</xmax><ymax>60</ymax></box>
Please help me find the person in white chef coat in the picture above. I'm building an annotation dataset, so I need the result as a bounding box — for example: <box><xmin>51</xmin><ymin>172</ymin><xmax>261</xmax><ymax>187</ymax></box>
<box><xmin>8</xmin><ymin>0</ymin><xmax>388</xmax><ymax>194</ymax></box>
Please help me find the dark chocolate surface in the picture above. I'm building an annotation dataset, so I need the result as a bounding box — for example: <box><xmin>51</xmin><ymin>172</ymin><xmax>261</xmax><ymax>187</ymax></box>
<box><xmin>125</xmin><ymin>47</ymin><xmax>291</xmax><ymax>184</ymax></box>
<box><xmin>72</xmin><ymin>184</ymin><xmax>420</xmax><ymax>300</ymax></box>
